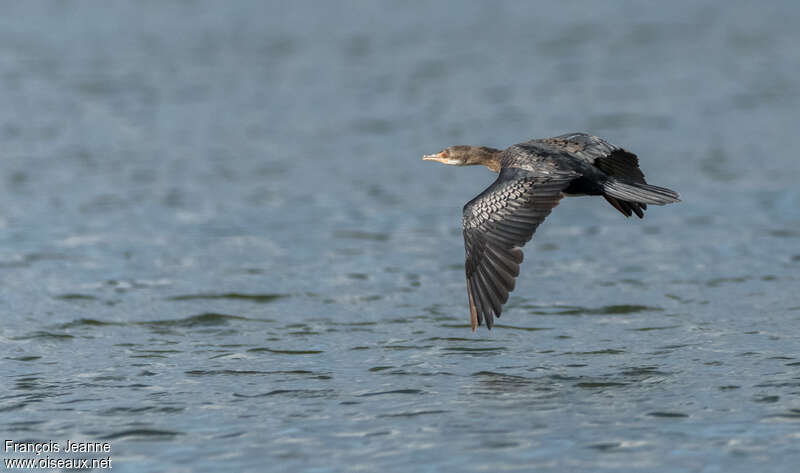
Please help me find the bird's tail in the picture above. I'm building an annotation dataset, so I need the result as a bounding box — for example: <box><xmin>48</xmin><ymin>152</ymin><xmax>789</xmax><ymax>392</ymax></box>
<box><xmin>602</xmin><ymin>178</ymin><xmax>680</xmax><ymax>206</ymax></box>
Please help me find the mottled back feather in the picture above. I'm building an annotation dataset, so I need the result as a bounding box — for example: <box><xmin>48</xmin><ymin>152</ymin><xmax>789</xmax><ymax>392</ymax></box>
<box><xmin>535</xmin><ymin>133</ymin><xmax>651</xmax><ymax>218</ymax></box>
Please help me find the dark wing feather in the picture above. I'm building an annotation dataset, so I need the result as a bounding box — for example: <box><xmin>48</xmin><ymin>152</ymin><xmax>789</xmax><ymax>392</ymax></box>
<box><xmin>541</xmin><ymin>133</ymin><xmax>649</xmax><ymax>218</ymax></box>
<box><xmin>463</xmin><ymin>167</ymin><xmax>575</xmax><ymax>329</ymax></box>
<box><xmin>595</xmin><ymin>150</ymin><xmax>645</xmax><ymax>183</ymax></box>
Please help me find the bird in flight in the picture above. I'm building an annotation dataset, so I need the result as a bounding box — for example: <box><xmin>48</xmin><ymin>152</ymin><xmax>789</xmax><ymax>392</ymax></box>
<box><xmin>423</xmin><ymin>133</ymin><xmax>680</xmax><ymax>330</ymax></box>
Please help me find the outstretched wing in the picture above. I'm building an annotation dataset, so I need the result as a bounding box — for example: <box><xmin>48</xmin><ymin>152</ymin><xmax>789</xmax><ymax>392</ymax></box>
<box><xmin>540</xmin><ymin>133</ymin><xmax>650</xmax><ymax>218</ymax></box>
<box><xmin>463</xmin><ymin>167</ymin><xmax>575</xmax><ymax>330</ymax></box>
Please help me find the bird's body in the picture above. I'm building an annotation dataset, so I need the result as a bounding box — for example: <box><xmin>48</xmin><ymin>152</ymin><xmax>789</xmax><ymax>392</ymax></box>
<box><xmin>423</xmin><ymin>133</ymin><xmax>680</xmax><ymax>330</ymax></box>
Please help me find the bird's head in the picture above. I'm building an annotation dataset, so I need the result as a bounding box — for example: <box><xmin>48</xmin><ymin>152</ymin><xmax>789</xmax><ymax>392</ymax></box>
<box><xmin>423</xmin><ymin>146</ymin><xmax>502</xmax><ymax>171</ymax></box>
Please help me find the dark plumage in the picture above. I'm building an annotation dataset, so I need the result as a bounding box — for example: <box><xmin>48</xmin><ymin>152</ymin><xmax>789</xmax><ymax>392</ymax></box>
<box><xmin>423</xmin><ymin>133</ymin><xmax>680</xmax><ymax>330</ymax></box>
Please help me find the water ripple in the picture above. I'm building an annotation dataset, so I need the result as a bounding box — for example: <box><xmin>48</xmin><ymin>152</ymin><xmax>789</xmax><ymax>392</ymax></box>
<box><xmin>647</xmin><ymin>412</ymin><xmax>689</xmax><ymax>418</ymax></box>
<box><xmin>11</xmin><ymin>331</ymin><xmax>74</xmax><ymax>341</ymax></box>
<box><xmin>137</xmin><ymin>313</ymin><xmax>257</xmax><ymax>328</ymax></box>
<box><xmin>103</xmin><ymin>429</ymin><xmax>184</xmax><ymax>440</ymax></box>
<box><xmin>167</xmin><ymin>293</ymin><xmax>288</xmax><ymax>303</ymax></box>
<box><xmin>376</xmin><ymin>410</ymin><xmax>448</xmax><ymax>418</ymax></box>
<box><xmin>233</xmin><ymin>389</ymin><xmax>335</xmax><ymax>399</ymax></box>
<box><xmin>357</xmin><ymin>389</ymin><xmax>423</xmax><ymax>397</ymax></box>
<box><xmin>246</xmin><ymin>348</ymin><xmax>324</xmax><ymax>355</ymax></box>
<box><xmin>523</xmin><ymin>304</ymin><xmax>664</xmax><ymax>315</ymax></box>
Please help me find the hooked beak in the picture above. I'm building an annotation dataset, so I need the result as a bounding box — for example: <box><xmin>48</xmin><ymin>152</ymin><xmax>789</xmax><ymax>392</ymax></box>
<box><xmin>422</xmin><ymin>152</ymin><xmax>460</xmax><ymax>165</ymax></box>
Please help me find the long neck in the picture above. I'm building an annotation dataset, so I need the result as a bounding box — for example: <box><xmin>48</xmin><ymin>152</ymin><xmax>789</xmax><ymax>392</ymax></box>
<box><xmin>469</xmin><ymin>147</ymin><xmax>502</xmax><ymax>172</ymax></box>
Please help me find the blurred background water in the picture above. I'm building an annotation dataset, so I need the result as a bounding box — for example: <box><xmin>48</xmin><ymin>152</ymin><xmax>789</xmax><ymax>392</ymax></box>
<box><xmin>1</xmin><ymin>1</ymin><xmax>799</xmax><ymax>471</ymax></box>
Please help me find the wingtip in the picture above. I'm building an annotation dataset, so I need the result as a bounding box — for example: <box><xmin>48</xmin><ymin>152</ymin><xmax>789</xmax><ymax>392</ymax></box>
<box><xmin>469</xmin><ymin>291</ymin><xmax>478</xmax><ymax>331</ymax></box>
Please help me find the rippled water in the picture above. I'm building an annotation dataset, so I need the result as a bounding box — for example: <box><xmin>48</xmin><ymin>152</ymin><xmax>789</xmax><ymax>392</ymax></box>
<box><xmin>2</xmin><ymin>1</ymin><xmax>800</xmax><ymax>472</ymax></box>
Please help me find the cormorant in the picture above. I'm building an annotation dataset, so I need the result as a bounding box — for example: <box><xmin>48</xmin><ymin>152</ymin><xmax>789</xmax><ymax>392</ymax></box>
<box><xmin>423</xmin><ymin>133</ymin><xmax>680</xmax><ymax>330</ymax></box>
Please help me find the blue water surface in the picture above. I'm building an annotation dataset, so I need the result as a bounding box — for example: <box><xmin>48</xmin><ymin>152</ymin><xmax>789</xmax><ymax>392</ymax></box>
<box><xmin>1</xmin><ymin>1</ymin><xmax>799</xmax><ymax>472</ymax></box>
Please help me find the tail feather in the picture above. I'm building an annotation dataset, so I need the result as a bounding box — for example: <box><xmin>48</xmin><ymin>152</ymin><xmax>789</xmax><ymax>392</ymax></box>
<box><xmin>603</xmin><ymin>178</ymin><xmax>680</xmax><ymax>206</ymax></box>
<box><xmin>604</xmin><ymin>194</ymin><xmax>646</xmax><ymax>218</ymax></box>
